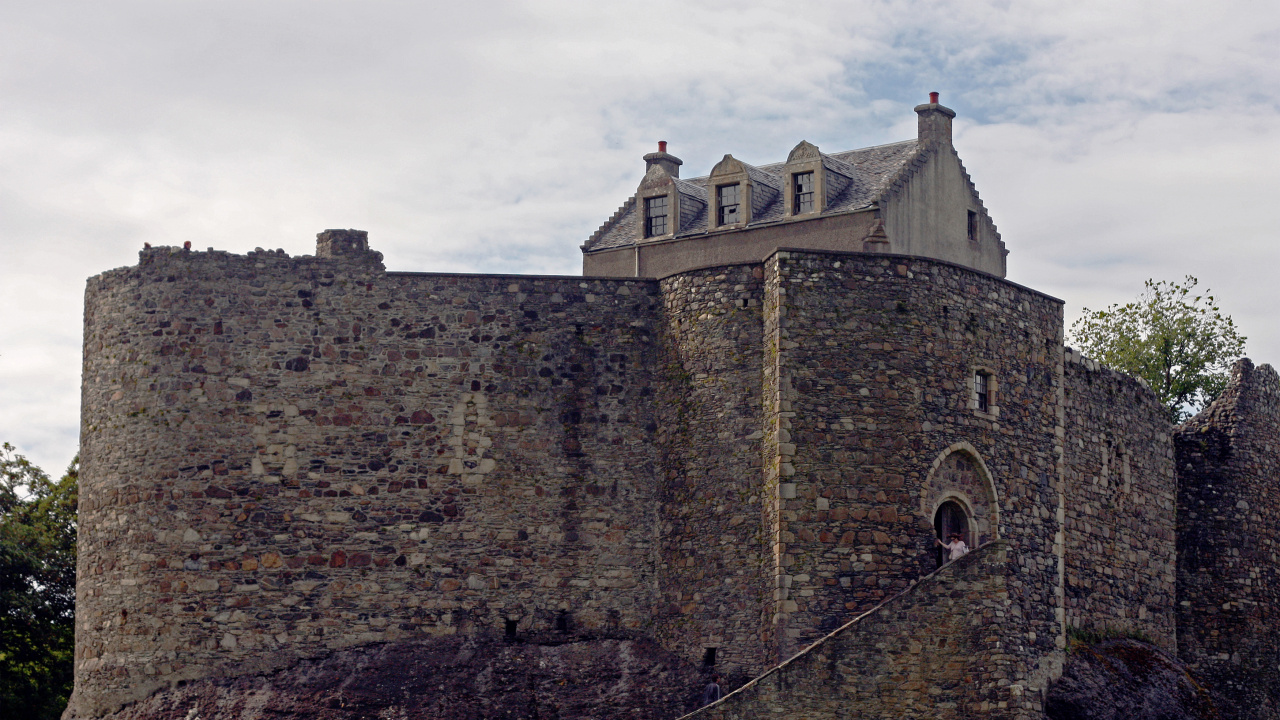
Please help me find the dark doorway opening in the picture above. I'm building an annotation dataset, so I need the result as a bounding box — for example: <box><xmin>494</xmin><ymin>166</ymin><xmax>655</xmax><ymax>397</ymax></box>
<box><xmin>934</xmin><ymin>500</ymin><xmax>970</xmax><ymax>568</ymax></box>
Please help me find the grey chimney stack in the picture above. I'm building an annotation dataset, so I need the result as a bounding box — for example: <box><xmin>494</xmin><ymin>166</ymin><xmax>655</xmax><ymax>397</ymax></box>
<box><xmin>914</xmin><ymin>91</ymin><xmax>956</xmax><ymax>146</ymax></box>
<box><xmin>643</xmin><ymin>141</ymin><xmax>683</xmax><ymax>178</ymax></box>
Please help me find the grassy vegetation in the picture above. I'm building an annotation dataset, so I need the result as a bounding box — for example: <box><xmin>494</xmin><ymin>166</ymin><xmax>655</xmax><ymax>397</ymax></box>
<box><xmin>1066</xmin><ymin>624</ymin><xmax>1155</xmax><ymax>651</ymax></box>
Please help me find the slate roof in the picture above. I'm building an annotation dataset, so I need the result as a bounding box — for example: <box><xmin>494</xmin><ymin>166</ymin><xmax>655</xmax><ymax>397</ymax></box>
<box><xmin>584</xmin><ymin>139</ymin><xmax>921</xmax><ymax>252</ymax></box>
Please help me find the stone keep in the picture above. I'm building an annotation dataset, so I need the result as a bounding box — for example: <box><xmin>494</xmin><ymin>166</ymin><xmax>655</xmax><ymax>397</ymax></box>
<box><xmin>66</xmin><ymin>99</ymin><xmax>1280</xmax><ymax>720</ymax></box>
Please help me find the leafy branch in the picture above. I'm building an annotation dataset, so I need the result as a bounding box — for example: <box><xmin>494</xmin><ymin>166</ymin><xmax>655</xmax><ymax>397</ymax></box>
<box><xmin>1</xmin><ymin>444</ymin><xmax>78</xmax><ymax>720</ymax></box>
<box><xmin>1069</xmin><ymin>276</ymin><xmax>1246</xmax><ymax>423</ymax></box>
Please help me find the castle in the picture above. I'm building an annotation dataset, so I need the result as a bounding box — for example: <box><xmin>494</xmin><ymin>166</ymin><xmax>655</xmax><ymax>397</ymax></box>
<box><xmin>66</xmin><ymin>96</ymin><xmax>1280</xmax><ymax>720</ymax></box>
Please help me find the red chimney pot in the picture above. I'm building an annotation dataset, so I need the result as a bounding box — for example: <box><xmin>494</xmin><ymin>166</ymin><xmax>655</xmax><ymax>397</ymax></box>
<box><xmin>658</xmin><ymin>141</ymin><xmax>667</xmax><ymax>153</ymax></box>
<box><xmin>929</xmin><ymin>92</ymin><xmax>939</xmax><ymax>104</ymax></box>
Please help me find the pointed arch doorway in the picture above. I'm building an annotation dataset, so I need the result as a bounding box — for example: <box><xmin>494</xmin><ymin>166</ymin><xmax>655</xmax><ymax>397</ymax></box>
<box><xmin>921</xmin><ymin>442</ymin><xmax>998</xmax><ymax>570</ymax></box>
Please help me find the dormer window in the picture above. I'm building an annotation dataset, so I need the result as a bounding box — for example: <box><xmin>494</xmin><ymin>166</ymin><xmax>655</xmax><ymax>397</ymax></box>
<box><xmin>645</xmin><ymin>196</ymin><xmax>669</xmax><ymax>238</ymax></box>
<box><xmin>717</xmin><ymin>184</ymin><xmax>741</xmax><ymax>226</ymax></box>
<box><xmin>793</xmin><ymin>172</ymin><xmax>815</xmax><ymax>214</ymax></box>
<box><xmin>706</xmin><ymin>154</ymin><xmax>773</xmax><ymax>229</ymax></box>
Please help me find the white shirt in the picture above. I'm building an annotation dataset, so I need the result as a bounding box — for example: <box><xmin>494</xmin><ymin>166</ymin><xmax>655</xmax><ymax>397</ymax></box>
<box><xmin>943</xmin><ymin>539</ymin><xmax>969</xmax><ymax>561</ymax></box>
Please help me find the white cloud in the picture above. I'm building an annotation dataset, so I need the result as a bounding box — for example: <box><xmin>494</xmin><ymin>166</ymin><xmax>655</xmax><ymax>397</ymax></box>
<box><xmin>2</xmin><ymin>0</ymin><xmax>1279</xmax><ymax>471</ymax></box>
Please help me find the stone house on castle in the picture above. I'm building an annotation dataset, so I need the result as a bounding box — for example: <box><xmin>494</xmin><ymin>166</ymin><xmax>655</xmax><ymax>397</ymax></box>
<box><xmin>582</xmin><ymin>92</ymin><xmax>1005</xmax><ymax>280</ymax></box>
<box><xmin>65</xmin><ymin>96</ymin><xmax>1280</xmax><ymax>720</ymax></box>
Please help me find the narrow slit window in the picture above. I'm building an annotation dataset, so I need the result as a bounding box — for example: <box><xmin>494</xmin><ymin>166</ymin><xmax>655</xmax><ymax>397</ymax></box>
<box><xmin>717</xmin><ymin>184</ymin><xmax>741</xmax><ymax>226</ymax></box>
<box><xmin>967</xmin><ymin>210</ymin><xmax>979</xmax><ymax>242</ymax></box>
<box><xmin>504</xmin><ymin>619</ymin><xmax>518</xmax><ymax>639</ymax></box>
<box><xmin>975</xmin><ymin>371</ymin><xmax>990</xmax><ymax>413</ymax></box>
<box><xmin>645</xmin><ymin>196</ymin><xmax>669</xmax><ymax>238</ymax></box>
<box><xmin>793</xmin><ymin>172</ymin><xmax>815</xmax><ymax>214</ymax></box>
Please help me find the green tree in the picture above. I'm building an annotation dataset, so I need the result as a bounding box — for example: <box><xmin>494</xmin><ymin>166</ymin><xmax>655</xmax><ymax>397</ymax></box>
<box><xmin>1069</xmin><ymin>276</ymin><xmax>1247</xmax><ymax>423</ymax></box>
<box><xmin>0</xmin><ymin>445</ymin><xmax>78</xmax><ymax>720</ymax></box>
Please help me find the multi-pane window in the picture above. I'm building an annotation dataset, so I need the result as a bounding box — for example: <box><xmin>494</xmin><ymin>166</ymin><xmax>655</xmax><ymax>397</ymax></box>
<box><xmin>717</xmin><ymin>184</ymin><xmax>741</xmax><ymax>226</ymax></box>
<box><xmin>975</xmin><ymin>371</ymin><xmax>990</xmax><ymax>412</ymax></box>
<box><xmin>645</xmin><ymin>196</ymin><xmax>669</xmax><ymax>237</ymax></box>
<box><xmin>792</xmin><ymin>172</ymin><xmax>815</xmax><ymax>214</ymax></box>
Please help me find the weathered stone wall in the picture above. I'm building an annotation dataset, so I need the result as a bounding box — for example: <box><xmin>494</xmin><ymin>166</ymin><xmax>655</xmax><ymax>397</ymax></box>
<box><xmin>1061</xmin><ymin>352</ymin><xmax>1177</xmax><ymax>649</ymax></box>
<box><xmin>760</xmin><ymin>249</ymin><xmax>1066</xmax><ymax>678</ymax></box>
<box><xmin>1175</xmin><ymin>359</ymin><xmax>1280</xmax><ymax>719</ymax></box>
<box><xmin>685</xmin><ymin>542</ymin><xmax>1048</xmax><ymax>720</ymax></box>
<box><xmin>72</xmin><ymin>243</ymin><xmax>667</xmax><ymax>717</ymax></box>
<box><xmin>653</xmin><ymin>264</ymin><xmax>773</xmax><ymax>680</ymax></box>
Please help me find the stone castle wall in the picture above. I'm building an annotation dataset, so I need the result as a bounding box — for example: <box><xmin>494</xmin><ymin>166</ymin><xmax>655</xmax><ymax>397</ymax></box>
<box><xmin>70</xmin><ymin>234</ymin><xmax>1224</xmax><ymax>719</ymax></box>
<box><xmin>761</xmin><ymin>250</ymin><xmax>1066</xmax><ymax>671</ymax></box>
<box><xmin>72</xmin><ymin>244</ymin><xmax>670</xmax><ymax>717</ymax></box>
<box><xmin>1176</xmin><ymin>359</ymin><xmax>1280</xmax><ymax>719</ymax></box>
<box><xmin>1061</xmin><ymin>353</ymin><xmax>1178</xmax><ymax>648</ymax></box>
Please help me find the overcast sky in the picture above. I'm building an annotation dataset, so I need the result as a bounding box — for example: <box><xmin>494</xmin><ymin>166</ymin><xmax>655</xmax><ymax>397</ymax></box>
<box><xmin>2</xmin><ymin>0</ymin><xmax>1278</xmax><ymax>474</ymax></box>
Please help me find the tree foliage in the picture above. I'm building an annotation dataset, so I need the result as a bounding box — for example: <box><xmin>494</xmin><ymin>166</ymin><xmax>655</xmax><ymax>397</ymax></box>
<box><xmin>0</xmin><ymin>444</ymin><xmax>78</xmax><ymax>720</ymax></box>
<box><xmin>1069</xmin><ymin>276</ymin><xmax>1247</xmax><ymax>423</ymax></box>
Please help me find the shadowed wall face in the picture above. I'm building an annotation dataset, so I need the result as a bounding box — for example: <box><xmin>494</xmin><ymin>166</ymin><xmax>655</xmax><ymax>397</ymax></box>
<box><xmin>652</xmin><ymin>264</ymin><xmax>774</xmax><ymax>679</ymax></box>
<box><xmin>1176</xmin><ymin>360</ymin><xmax>1280</xmax><ymax>720</ymax></box>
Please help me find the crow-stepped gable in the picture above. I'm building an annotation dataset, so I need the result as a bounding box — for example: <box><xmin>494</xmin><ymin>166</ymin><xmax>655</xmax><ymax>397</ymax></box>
<box><xmin>66</xmin><ymin>97</ymin><xmax>1280</xmax><ymax>720</ymax></box>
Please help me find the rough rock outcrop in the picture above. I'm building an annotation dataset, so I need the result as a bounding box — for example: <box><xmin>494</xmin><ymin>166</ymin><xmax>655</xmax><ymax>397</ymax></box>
<box><xmin>1047</xmin><ymin>638</ymin><xmax>1217</xmax><ymax>720</ymax></box>
<box><xmin>104</xmin><ymin>635</ymin><xmax>710</xmax><ymax>720</ymax></box>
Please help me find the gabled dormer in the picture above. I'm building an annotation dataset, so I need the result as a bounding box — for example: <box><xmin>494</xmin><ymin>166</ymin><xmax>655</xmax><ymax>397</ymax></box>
<box><xmin>780</xmin><ymin>141</ymin><xmax>859</xmax><ymax>218</ymax></box>
<box><xmin>707</xmin><ymin>154</ymin><xmax>781</xmax><ymax>230</ymax></box>
<box><xmin>635</xmin><ymin>144</ymin><xmax>707</xmax><ymax>243</ymax></box>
